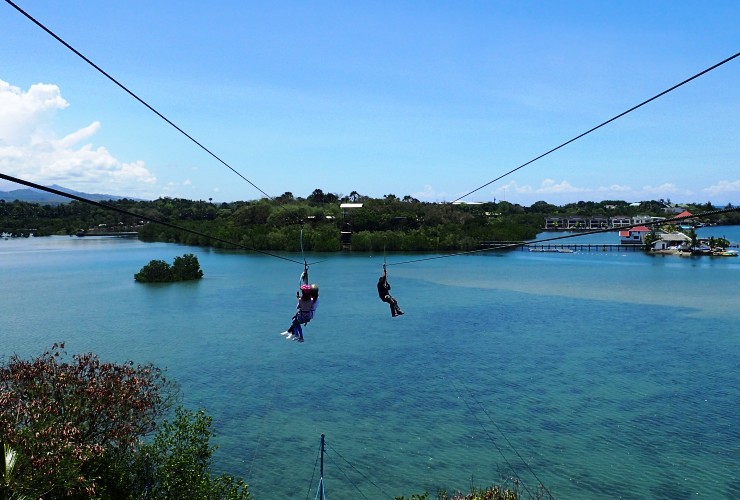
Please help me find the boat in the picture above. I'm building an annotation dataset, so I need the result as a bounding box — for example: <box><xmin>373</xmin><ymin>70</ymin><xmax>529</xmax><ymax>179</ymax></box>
<box><xmin>713</xmin><ymin>249</ymin><xmax>738</xmax><ymax>257</ymax></box>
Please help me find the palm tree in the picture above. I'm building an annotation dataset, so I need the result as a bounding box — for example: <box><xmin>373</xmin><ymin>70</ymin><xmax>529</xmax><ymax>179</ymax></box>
<box><xmin>1</xmin><ymin>442</ymin><xmax>26</xmax><ymax>500</ymax></box>
<box><xmin>686</xmin><ymin>228</ymin><xmax>698</xmax><ymax>252</ymax></box>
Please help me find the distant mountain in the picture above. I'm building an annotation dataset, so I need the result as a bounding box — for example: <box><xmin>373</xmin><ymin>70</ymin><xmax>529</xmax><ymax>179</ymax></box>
<box><xmin>0</xmin><ymin>185</ymin><xmax>138</xmax><ymax>205</ymax></box>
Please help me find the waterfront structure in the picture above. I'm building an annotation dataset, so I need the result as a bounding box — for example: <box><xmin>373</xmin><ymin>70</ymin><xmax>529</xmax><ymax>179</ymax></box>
<box><xmin>609</xmin><ymin>216</ymin><xmax>632</xmax><ymax>227</ymax></box>
<box><xmin>619</xmin><ymin>225</ymin><xmax>651</xmax><ymax>244</ymax></box>
<box><xmin>650</xmin><ymin>232</ymin><xmax>692</xmax><ymax>253</ymax></box>
<box><xmin>544</xmin><ymin>216</ymin><xmax>653</xmax><ymax>231</ymax></box>
<box><xmin>339</xmin><ymin>203</ymin><xmax>363</xmax><ymax>250</ymax></box>
<box><xmin>544</xmin><ymin>217</ymin><xmax>565</xmax><ymax>230</ymax></box>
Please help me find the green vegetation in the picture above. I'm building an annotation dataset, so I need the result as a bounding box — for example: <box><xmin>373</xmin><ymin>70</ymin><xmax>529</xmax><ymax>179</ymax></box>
<box><xmin>0</xmin><ymin>344</ymin><xmax>249</xmax><ymax>499</ymax></box>
<box><xmin>0</xmin><ymin>192</ymin><xmax>736</xmax><ymax>252</ymax></box>
<box><xmin>707</xmin><ymin>236</ymin><xmax>731</xmax><ymax>249</ymax></box>
<box><xmin>395</xmin><ymin>483</ymin><xmax>529</xmax><ymax>500</ymax></box>
<box><xmin>134</xmin><ymin>254</ymin><xmax>204</xmax><ymax>283</ymax></box>
<box><xmin>642</xmin><ymin>227</ymin><xmax>661</xmax><ymax>248</ymax></box>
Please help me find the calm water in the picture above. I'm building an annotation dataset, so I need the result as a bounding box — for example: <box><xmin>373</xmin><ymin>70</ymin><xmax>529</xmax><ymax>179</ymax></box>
<box><xmin>1</xmin><ymin>228</ymin><xmax>739</xmax><ymax>499</ymax></box>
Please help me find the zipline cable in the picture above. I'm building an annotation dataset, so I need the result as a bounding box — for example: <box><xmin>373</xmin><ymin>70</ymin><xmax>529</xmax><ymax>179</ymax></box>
<box><xmin>451</xmin><ymin>51</ymin><xmax>740</xmax><ymax>203</ymax></box>
<box><xmin>300</xmin><ymin>227</ymin><xmax>310</xmax><ymax>283</ymax></box>
<box><xmin>386</xmin><ymin>205</ymin><xmax>740</xmax><ymax>267</ymax></box>
<box><xmin>0</xmin><ymin>172</ymin><xmax>303</xmax><ymax>265</ymax></box>
<box><xmin>4</xmin><ymin>0</ymin><xmax>274</xmax><ymax>201</ymax></box>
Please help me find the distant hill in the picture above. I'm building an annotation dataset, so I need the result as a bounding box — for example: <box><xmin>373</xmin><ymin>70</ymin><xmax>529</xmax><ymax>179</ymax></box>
<box><xmin>0</xmin><ymin>185</ymin><xmax>137</xmax><ymax>205</ymax></box>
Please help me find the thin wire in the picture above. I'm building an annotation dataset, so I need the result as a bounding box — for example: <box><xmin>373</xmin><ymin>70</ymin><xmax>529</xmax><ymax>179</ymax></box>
<box><xmin>416</xmin><ymin>318</ymin><xmax>553</xmax><ymax>498</ymax></box>
<box><xmin>0</xmin><ymin>172</ymin><xmax>303</xmax><ymax>265</ymax></box>
<box><xmin>325</xmin><ymin>451</ymin><xmax>371</xmax><ymax>500</ymax></box>
<box><xmin>325</xmin><ymin>442</ymin><xmax>394</xmax><ymax>499</ymax></box>
<box><xmin>304</xmin><ymin>440</ymin><xmax>322</xmax><ymax>500</ymax></box>
<box><xmin>458</xmin><ymin>381</ymin><xmax>555</xmax><ymax>500</ymax></box>
<box><xmin>313</xmin><ymin>478</ymin><xmax>326</xmax><ymax>500</ymax></box>
<box><xmin>451</xmin><ymin>51</ymin><xmax>740</xmax><ymax>203</ymax></box>
<box><xmin>4</xmin><ymin>0</ymin><xmax>274</xmax><ymax>201</ymax></box>
<box><xmin>386</xmin><ymin>205</ymin><xmax>740</xmax><ymax>266</ymax></box>
<box><xmin>451</xmin><ymin>381</ymin><xmax>535</xmax><ymax>499</ymax></box>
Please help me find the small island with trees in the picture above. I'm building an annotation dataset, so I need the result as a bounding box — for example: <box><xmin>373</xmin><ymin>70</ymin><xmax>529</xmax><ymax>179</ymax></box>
<box><xmin>134</xmin><ymin>253</ymin><xmax>204</xmax><ymax>283</ymax></box>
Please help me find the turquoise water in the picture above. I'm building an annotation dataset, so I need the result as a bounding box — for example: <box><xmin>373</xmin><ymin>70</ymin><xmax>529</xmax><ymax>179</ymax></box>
<box><xmin>1</xmin><ymin>230</ymin><xmax>739</xmax><ymax>499</ymax></box>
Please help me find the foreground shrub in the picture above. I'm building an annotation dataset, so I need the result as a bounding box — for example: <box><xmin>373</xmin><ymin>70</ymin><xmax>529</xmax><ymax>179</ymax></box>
<box><xmin>0</xmin><ymin>343</ymin><xmax>174</xmax><ymax>497</ymax></box>
<box><xmin>396</xmin><ymin>483</ymin><xmax>523</xmax><ymax>500</ymax></box>
<box><xmin>138</xmin><ymin>407</ymin><xmax>250</xmax><ymax>500</ymax></box>
<box><xmin>0</xmin><ymin>345</ymin><xmax>249</xmax><ymax>499</ymax></box>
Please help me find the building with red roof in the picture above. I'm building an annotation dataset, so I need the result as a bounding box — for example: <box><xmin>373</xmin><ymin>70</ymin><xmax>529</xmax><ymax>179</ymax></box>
<box><xmin>619</xmin><ymin>226</ymin><xmax>651</xmax><ymax>244</ymax></box>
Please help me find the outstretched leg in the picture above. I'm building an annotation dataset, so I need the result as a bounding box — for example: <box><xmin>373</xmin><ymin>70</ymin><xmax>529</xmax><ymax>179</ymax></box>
<box><xmin>285</xmin><ymin>315</ymin><xmax>299</xmax><ymax>339</ymax></box>
<box><xmin>293</xmin><ymin>322</ymin><xmax>304</xmax><ymax>342</ymax></box>
<box><xmin>384</xmin><ymin>295</ymin><xmax>403</xmax><ymax>317</ymax></box>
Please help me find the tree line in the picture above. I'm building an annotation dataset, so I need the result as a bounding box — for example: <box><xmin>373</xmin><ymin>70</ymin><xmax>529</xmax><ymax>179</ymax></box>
<box><xmin>1</xmin><ymin>190</ymin><xmax>736</xmax><ymax>251</ymax></box>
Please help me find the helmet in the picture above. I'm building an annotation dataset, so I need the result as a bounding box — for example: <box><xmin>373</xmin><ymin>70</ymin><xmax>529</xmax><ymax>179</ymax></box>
<box><xmin>310</xmin><ymin>283</ymin><xmax>319</xmax><ymax>292</ymax></box>
<box><xmin>300</xmin><ymin>284</ymin><xmax>312</xmax><ymax>292</ymax></box>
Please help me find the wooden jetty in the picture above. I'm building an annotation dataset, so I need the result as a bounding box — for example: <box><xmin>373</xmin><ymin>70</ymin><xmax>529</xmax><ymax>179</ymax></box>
<box><xmin>75</xmin><ymin>230</ymin><xmax>139</xmax><ymax>237</ymax></box>
<box><xmin>479</xmin><ymin>241</ymin><xmax>644</xmax><ymax>252</ymax></box>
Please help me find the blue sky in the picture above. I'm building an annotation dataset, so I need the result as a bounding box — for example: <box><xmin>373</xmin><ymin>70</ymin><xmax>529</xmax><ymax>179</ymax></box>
<box><xmin>1</xmin><ymin>0</ymin><xmax>738</xmax><ymax>205</ymax></box>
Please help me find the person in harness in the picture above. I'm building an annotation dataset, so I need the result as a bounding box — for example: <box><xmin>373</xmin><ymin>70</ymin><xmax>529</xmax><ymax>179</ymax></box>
<box><xmin>285</xmin><ymin>281</ymin><xmax>319</xmax><ymax>342</ymax></box>
<box><xmin>377</xmin><ymin>268</ymin><xmax>403</xmax><ymax>317</ymax></box>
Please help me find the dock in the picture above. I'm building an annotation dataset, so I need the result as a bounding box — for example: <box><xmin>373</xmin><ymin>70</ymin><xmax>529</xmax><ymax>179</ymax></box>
<box><xmin>479</xmin><ymin>241</ymin><xmax>645</xmax><ymax>252</ymax></box>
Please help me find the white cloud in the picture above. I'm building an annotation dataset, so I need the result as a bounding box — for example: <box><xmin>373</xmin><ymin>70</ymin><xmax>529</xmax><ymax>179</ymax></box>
<box><xmin>471</xmin><ymin>177</ymin><xmax>736</xmax><ymax>205</ymax></box>
<box><xmin>496</xmin><ymin>180</ymin><xmax>532</xmax><ymax>194</ymax></box>
<box><xmin>537</xmin><ymin>179</ymin><xmax>587</xmax><ymax>194</ymax></box>
<box><xmin>488</xmin><ymin>179</ymin><xmax>699</xmax><ymax>205</ymax></box>
<box><xmin>597</xmin><ymin>183</ymin><xmax>632</xmax><ymax>193</ymax></box>
<box><xmin>0</xmin><ymin>80</ymin><xmax>68</xmax><ymax>144</ymax></box>
<box><xmin>493</xmin><ymin>179</ymin><xmax>587</xmax><ymax>198</ymax></box>
<box><xmin>0</xmin><ymin>79</ymin><xmax>156</xmax><ymax>195</ymax></box>
<box><xmin>703</xmin><ymin>180</ymin><xmax>740</xmax><ymax>197</ymax></box>
<box><xmin>161</xmin><ymin>182</ymin><xmax>180</xmax><ymax>195</ymax></box>
<box><xmin>640</xmin><ymin>183</ymin><xmax>692</xmax><ymax>196</ymax></box>
<box><xmin>413</xmin><ymin>184</ymin><xmax>448</xmax><ymax>201</ymax></box>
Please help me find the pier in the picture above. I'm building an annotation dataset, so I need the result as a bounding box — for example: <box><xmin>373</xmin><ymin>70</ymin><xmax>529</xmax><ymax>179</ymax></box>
<box><xmin>76</xmin><ymin>231</ymin><xmax>139</xmax><ymax>237</ymax></box>
<box><xmin>479</xmin><ymin>241</ymin><xmax>645</xmax><ymax>252</ymax></box>
<box><xmin>75</xmin><ymin>228</ymin><xmax>140</xmax><ymax>237</ymax></box>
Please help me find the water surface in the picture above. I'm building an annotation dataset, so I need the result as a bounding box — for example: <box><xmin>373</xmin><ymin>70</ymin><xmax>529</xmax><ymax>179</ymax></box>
<box><xmin>1</xmin><ymin>230</ymin><xmax>738</xmax><ymax>499</ymax></box>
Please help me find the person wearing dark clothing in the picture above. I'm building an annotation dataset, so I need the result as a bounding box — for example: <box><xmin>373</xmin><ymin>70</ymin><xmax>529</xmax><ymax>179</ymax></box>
<box><xmin>377</xmin><ymin>274</ymin><xmax>404</xmax><ymax>317</ymax></box>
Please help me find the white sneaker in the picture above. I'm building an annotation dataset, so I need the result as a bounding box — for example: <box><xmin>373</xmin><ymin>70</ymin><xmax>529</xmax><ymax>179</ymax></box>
<box><xmin>286</xmin><ymin>334</ymin><xmax>294</xmax><ymax>340</ymax></box>
<box><xmin>280</xmin><ymin>331</ymin><xmax>290</xmax><ymax>336</ymax></box>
